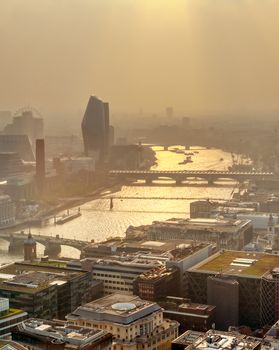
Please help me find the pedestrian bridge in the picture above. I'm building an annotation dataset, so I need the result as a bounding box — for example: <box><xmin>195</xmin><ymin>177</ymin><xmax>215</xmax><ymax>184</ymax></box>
<box><xmin>109</xmin><ymin>170</ymin><xmax>274</xmax><ymax>185</ymax></box>
<box><xmin>0</xmin><ymin>231</ymin><xmax>90</xmax><ymax>257</ymax></box>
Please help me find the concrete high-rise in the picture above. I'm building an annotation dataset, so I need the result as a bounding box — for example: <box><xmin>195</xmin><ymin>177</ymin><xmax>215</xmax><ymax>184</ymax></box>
<box><xmin>35</xmin><ymin>139</ymin><xmax>45</xmax><ymax>194</ymax></box>
<box><xmin>4</xmin><ymin>110</ymin><xmax>44</xmax><ymax>147</ymax></box>
<box><xmin>81</xmin><ymin>96</ymin><xmax>110</xmax><ymax>161</ymax></box>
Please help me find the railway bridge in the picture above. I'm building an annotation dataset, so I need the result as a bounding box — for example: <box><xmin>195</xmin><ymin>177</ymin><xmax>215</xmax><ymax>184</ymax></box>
<box><xmin>109</xmin><ymin>170</ymin><xmax>274</xmax><ymax>185</ymax></box>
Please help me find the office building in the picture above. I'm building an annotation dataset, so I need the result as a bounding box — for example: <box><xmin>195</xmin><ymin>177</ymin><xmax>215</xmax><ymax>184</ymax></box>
<box><xmin>207</xmin><ymin>276</ymin><xmax>239</xmax><ymax>331</ymax></box>
<box><xmin>81</xmin><ymin>96</ymin><xmax>109</xmax><ymax>161</ymax></box>
<box><xmin>0</xmin><ymin>111</ymin><xmax>11</xmax><ymax>131</ymax></box>
<box><xmin>35</xmin><ymin>139</ymin><xmax>45</xmax><ymax>194</ymax></box>
<box><xmin>4</xmin><ymin>110</ymin><xmax>44</xmax><ymax>147</ymax></box>
<box><xmin>81</xmin><ymin>239</ymin><xmax>212</xmax><ymax>297</ymax></box>
<box><xmin>160</xmin><ymin>297</ymin><xmax>215</xmax><ymax>333</ymax></box>
<box><xmin>133</xmin><ymin>266</ymin><xmax>180</xmax><ymax>301</ymax></box>
<box><xmin>0</xmin><ymin>262</ymin><xmax>93</xmax><ymax>319</ymax></box>
<box><xmin>171</xmin><ymin>330</ymin><xmax>204</xmax><ymax>350</ymax></box>
<box><xmin>0</xmin><ymin>340</ymin><xmax>28</xmax><ymax>350</ymax></box>
<box><xmin>103</xmin><ymin>102</ymin><xmax>110</xmax><ymax>155</ymax></box>
<box><xmin>109</xmin><ymin>126</ymin><xmax>114</xmax><ymax>147</ymax></box>
<box><xmin>0</xmin><ymin>298</ymin><xmax>27</xmax><ymax>339</ymax></box>
<box><xmin>0</xmin><ymin>152</ymin><xmax>31</xmax><ymax>180</ymax></box>
<box><xmin>12</xmin><ymin>319</ymin><xmax>112</xmax><ymax>350</ymax></box>
<box><xmin>0</xmin><ymin>194</ymin><xmax>15</xmax><ymax>227</ymax></box>
<box><xmin>67</xmin><ymin>293</ymin><xmax>179</xmax><ymax>350</ymax></box>
<box><xmin>172</xmin><ymin>330</ymin><xmax>270</xmax><ymax>350</ymax></box>
<box><xmin>187</xmin><ymin>250</ymin><xmax>279</xmax><ymax>329</ymax></box>
<box><xmin>81</xmin><ymin>256</ymin><xmax>160</xmax><ymax>295</ymax></box>
<box><xmin>264</xmin><ymin>320</ymin><xmax>279</xmax><ymax>349</ymax></box>
<box><xmin>147</xmin><ymin>217</ymin><xmax>253</xmax><ymax>250</ymax></box>
<box><xmin>0</xmin><ymin>135</ymin><xmax>34</xmax><ymax>161</ymax></box>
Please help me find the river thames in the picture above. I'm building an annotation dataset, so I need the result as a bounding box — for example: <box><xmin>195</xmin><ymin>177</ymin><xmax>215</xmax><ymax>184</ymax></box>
<box><xmin>0</xmin><ymin>146</ymin><xmax>236</xmax><ymax>263</ymax></box>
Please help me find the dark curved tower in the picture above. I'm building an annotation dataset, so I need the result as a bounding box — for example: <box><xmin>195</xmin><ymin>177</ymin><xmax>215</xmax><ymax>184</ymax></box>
<box><xmin>81</xmin><ymin>96</ymin><xmax>106</xmax><ymax>159</ymax></box>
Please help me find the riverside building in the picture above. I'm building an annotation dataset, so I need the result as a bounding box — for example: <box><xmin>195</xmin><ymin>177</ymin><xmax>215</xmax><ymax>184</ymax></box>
<box><xmin>67</xmin><ymin>293</ymin><xmax>179</xmax><ymax>350</ymax></box>
<box><xmin>0</xmin><ymin>194</ymin><xmax>15</xmax><ymax>227</ymax></box>
<box><xmin>146</xmin><ymin>218</ymin><xmax>253</xmax><ymax>250</ymax></box>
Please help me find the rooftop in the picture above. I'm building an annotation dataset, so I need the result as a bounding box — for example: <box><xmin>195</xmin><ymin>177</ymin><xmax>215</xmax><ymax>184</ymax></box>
<box><xmin>0</xmin><ymin>308</ymin><xmax>27</xmax><ymax>320</ymax></box>
<box><xmin>185</xmin><ymin>330</ymin><xmax>263</xmax><ymax>350</ymax></box>
<box><xmin>17</xmin><ymin>319</ymin><xmax>109</xmax><ymax>346</ymax></box>
<box><xmin>190</xmin><ymin>250</ymin><xmax>279</xmax><ymax>277</ymax></box>
<box><xmin>67</xmin><ymin>293</ymin><xmax>161</xmax><ymax>325</ymax></box>
<box><xmin>0</xmin><ymin>341</ymin><xmax>28</xmax><ymax>350</ymax></box>
<box><xmin>137</xmin><ymin>266</ymin><xmax>177</xmax><ymax>281</ymax></box>
<box><xmin>0</xmin><ymin>262</ymin><xmax>86</xmax><ymax>293</ymax></box>
<box><xmin>172</xmin><ymin>330</ymin><xmax>205</xmax><ymax>346</ymax></box>
<box><xmin>151</xmin><ymin>217</ymin><xmax>251</xmax><ymax>233</ymax></box>
<box><xmin>83</xmin><ymin>239</ymin><xmax>210</xmax><ymax>262</ymax></box>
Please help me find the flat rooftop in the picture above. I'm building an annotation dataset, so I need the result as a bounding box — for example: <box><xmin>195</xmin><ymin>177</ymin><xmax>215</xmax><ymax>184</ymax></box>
<box><xmin>84</xmin><ymin>239</ymin><xmax>210</xmax><ymax>262</ymax></box>
<box><xmin>18</xmin><ymin>319</ymin><xmax>107</xmax><ymax>346</ymax></box>
<box><xmin>151</xmin><ymin>217</ymin><xmax>251</xmax><ymax>233</ymax></box>
<box><xmin>172</xmin><ymin>330</ymin><xmax>204</xmax><ymax>346</ymax></box>
<box><xmin>185</xmin><ymin>331</ymin><xmax>262</xmax><ymax>350</ymax></box>
<box><xmin>190</xmin><ymin>250</ymin><xmax>279</xmax><ymax>278</ymax></box>
<box><xmin>137</xmin><ymin>266</ymin><xmax>176</xmax><ymax>281</ymax></box>
<box><xmin>0</xmin><ymin>262</ymin><xmax>86</xmax><ymax>293</ymax></box>
<box><xmin>67</xmin><ymin>293</ymin><xmax>161</xmax><ymax>325</ymax></box>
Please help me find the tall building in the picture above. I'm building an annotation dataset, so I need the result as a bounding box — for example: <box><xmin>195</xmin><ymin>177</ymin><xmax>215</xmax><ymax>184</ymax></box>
<box><xmin>81</xmin><ymin>96</ymin><xmax>110</xmax><ymax>161</ymax></box>
<box><xmin>0</xmin><ymin>194</ymin><xmax>15</xmax><ymax>227</ymax></box>
<box><xmin>207</xmin><ymin>276</ymin><xmax>239</xmax><ymax>330</ymax></box>
<box><xmin>35</xmin><ymin>139</ymin><xmax>45</xmax><ymax>194</ymax></box>
<box><xmin>103</xmin><ymin>102</ymin><xmax>110</xmax><ymax>155</ymax></box>
<box><xmin>0</xmin><ymin>262</ymin><xmax>93</xmax><ymax>319</ymax></box>
<box><xmin>67</xmin><ymin>293</ymin><xmax>179</xmax><ymax>350</ymax></box>
<box><xmin>187</xmin><ymin>250</ymin><xmax>279</xmax><ymax>329</ymax></box>
<box><xmin>0</xmin><ymin>111</ymin><xmax>11</xmax><ymax>130</ymax></box>
<box><xmin>109</xmin><ymin>125</ymin><xmax>115</xmax><ymax>147</ymax></box>
<box><xmin>4</xmin><ymin>110</ymin><xmax>44</xmax><ymax>147</ymax></box>
<box><xmin>0</xmin><ymin>152</ymin><xmax>29</xmax><ymax>180</ymax></box>
<box><xmin>0</xmin><ymin>135</ymin><xmax>35</xmax><ymax>161</ymax></box>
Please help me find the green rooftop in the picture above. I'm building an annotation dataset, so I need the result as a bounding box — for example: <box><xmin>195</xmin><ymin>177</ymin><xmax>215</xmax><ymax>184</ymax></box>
<box><xmin>195</xmin><ymin>250</ymin><xmax>279</xmax><ymax>277</ymax></box>
<box><xmin>0</xmin><ymin>308</ymin><xmax>25</xmax><ymax>320</ymax></box>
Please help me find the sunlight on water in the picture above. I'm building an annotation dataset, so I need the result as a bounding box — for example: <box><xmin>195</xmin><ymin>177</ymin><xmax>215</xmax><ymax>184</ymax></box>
<box><xmin>0</xmin><ymin>146</ymin><xmax>235</xmax><ymax>262</ymax></box>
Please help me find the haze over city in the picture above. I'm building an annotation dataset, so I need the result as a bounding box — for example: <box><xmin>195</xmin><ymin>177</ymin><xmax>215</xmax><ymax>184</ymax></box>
<box><xmin>1</xmin><ymin>0</ymin><xmax>279</xmax><ymax>122</ymax></box>
<box><xmin>2</xmin><ymin>1</ymin><xmax>279</xmax><ymax>347</ymax></box>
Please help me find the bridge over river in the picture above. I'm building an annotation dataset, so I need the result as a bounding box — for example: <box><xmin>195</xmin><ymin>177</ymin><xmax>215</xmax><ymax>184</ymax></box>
<box><xmin>109</xmin><ymin>170</ymin><xmax>274</xmax><ymax>185</ymax></box>
<box><xmin>0</xmin><ymin>231</ymin><xmax>90</xmax><ymax>257</ymax></box>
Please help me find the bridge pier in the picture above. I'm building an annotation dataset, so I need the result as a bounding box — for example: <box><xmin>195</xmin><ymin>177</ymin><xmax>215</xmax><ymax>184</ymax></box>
<box><xmin>44</xmin><ymin>241</ymin><xmax>61</xmax><ymax>258</ymax></box>
<box><xmin>207</xmin><ymin>178</ymin><xmax>215</xmax><ymax>186</ymax></box>
<box><xmin>176</xmin><ymin>179</ymin><xmax>183</xmax><ymax>185</ymax></box>
<box><xmin>163</xmin><ymin>145</ymin><xmax>168</xmax><ymax>151</ymax></box>
<box><xmin>145</xmin><ymin>178</ymin><xmax>153</xmax><ymax>185</ymax></box>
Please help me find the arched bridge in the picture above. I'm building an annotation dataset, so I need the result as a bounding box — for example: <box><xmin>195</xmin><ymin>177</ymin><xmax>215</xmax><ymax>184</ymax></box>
<box><xmin>0</xmin><ymin>231</ymin><xmax>90</xmax><ymax>257</ymax></box>
<box><xmin>109</xmin><ymin>170</ymin><xmax>274</xmax><ymax>185</ymax></box>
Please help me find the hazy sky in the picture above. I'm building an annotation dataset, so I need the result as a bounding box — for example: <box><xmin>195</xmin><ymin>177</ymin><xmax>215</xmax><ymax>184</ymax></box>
<box><xmin>0</xmin><ymin>0</ymin><xmax>279</xmax><ymax>116</ymax></box>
